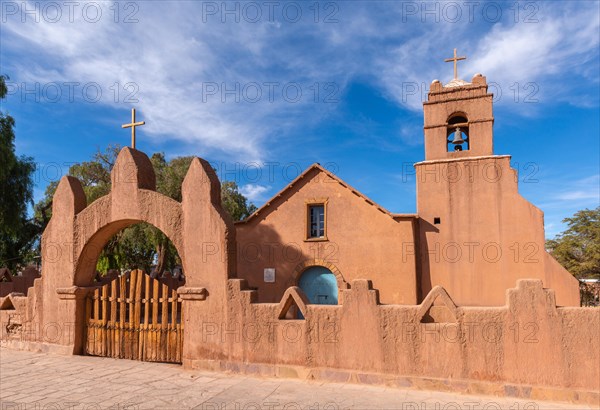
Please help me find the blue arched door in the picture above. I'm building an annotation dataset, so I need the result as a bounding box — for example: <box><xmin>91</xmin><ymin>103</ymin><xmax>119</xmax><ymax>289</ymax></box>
<box><xmin>298</xmin><ymin>266</ymin><xmax>338</xmax><ymax>306</ymax></box>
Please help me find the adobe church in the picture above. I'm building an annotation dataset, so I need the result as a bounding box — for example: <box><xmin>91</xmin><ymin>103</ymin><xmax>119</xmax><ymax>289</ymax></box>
<box><xmin>1</xmin><ymin>51</ymin><xmax>595</xmax><ymax>403</ymax></box>
<box><xmin>235</xmin><ymin>55</ymin><xmax>579</xmax><ymax>308</ymax></box>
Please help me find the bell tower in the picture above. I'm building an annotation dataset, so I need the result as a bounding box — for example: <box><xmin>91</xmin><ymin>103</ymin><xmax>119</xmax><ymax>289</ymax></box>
<box><xmin>414</xmin><ymin>50</ymin><xmax>580</xmax><ymax>308</ymax></box>
<box><xmin>423</xmin><ymin>49</ymin><xmax>494</xmax><ymax>160</ymax></box>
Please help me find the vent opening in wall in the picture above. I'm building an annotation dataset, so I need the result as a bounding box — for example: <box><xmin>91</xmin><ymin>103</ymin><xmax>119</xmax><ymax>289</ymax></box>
<box><xmin>434</xmin><ymin>217</ymin><xmax>441</xmax><ymax>225</ymax></box>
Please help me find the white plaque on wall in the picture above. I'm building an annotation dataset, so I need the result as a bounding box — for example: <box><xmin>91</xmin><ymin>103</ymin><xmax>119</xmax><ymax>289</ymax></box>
<box><xmin>264</xmin><ymin>268</ymin><xmax>275</xmax><ymax>283</ymax></box>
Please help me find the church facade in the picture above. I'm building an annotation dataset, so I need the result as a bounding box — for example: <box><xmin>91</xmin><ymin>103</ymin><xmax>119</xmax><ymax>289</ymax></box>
<box><xmin>1</xmin><ymin>63</ymin><xmax>596</xmax><ymax>404</ymax></box>
<box><xmin>235</xmin><ymin>72</ymin><xmax>580</xmax><ymax>308</ymax></box>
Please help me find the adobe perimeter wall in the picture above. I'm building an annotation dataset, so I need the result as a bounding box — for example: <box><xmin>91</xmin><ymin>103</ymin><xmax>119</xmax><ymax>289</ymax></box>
<box><xmin>181</xmin><ymin>279</ymin><xmax>599</xmax><ymax>404</ymax></box>
<box><xmin>0</xmin><ymin>267</ymin><xmax>40</xmax><ymax>298</ymax></box>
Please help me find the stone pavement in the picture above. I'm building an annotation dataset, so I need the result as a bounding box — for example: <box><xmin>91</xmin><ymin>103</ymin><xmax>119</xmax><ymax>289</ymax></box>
<box><xmin>0</xmin><ymin>348</ymin><xmax>595</xmax><ymax>410</ymax></box>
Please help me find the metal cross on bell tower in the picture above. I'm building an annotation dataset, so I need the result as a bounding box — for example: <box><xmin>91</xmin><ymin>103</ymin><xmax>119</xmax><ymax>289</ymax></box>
<box><xmin>444</xmin><ymin>48</ymin><xmax>467</xmax><ymax>80</ymax></box>
<box><xmin>121</xmin><ymin>108</ymin><xmax>145</xmax><ymax>149</ymax></box>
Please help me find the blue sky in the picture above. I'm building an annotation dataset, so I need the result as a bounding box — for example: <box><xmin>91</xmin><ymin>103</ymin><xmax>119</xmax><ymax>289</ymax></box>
<box><xmin>1</xmin><ymin>0</ymin><xmax>599</xmax><ymax>238</ymax></box>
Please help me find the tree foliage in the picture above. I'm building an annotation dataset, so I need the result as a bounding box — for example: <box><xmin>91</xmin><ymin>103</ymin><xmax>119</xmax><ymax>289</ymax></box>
<box><xmin>35</xmin><ymin>146</ymin><xmax>257</xmax><ymax>274</ymax></box>
<box><xmin>547</xmin><ymin>207</ymin><xmax>600</xmax><ymax>279</ymax></box>
<box><xmin>222</xmin><ymin>181</ymin><xmax>257</xmax><ymax>221</ymax></box>
<box><xmin>0</xmin><ymin>75</ymin><xmax>38</xmax><ymax>270</ymax></box>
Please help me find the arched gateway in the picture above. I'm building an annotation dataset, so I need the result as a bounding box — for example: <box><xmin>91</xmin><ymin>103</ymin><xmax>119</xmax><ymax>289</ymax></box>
<box><xmin>40</xmin><ymin>147</ymin><xmax>235</xmax><ymax>363</ymax></box>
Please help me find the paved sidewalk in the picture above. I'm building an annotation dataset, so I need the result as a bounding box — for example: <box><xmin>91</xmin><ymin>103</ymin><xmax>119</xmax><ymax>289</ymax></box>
<box><xmin>0</xmin><ymin>348</ymin><xmax>595</xmax><ymax>410</ymax></box>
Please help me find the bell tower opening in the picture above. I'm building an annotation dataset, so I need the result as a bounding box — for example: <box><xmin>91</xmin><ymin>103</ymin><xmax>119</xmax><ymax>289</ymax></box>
<box><xmin>446</xmin><ymin>114</ymin><xmax>469</xmax><ymax>152</ymax></box>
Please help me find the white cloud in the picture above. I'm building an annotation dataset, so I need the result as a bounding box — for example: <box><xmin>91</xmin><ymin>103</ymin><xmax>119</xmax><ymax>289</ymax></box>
<box><xmin>3</xmin><ymin>2</ymin><xmax>347</xmax><ymax>160</ymax></box>
<box><xmin>556</xmin><ymin>191</ymin><xmax>599</xmax><ymax>201</ymax></box>
<box><xmin>240</xmin><ymin>184</ymin><xmax>270</xmax><ymax>202</ymax></box>
<box><xmin>3</xmin><ymin>1</ymin><xmax>598</xmax><ymax>159</ymax></box>
<box><xmin>377</xmin><ymin>3</ymin><xmax>599</xmax><ymax>111</ymax></box>
<box><xmin>470</xmin><ymin>5</ymin><xmax>600</xmax><ymax>107</ymax></box>
<box><xmin>534</xmin><ymin>174</ymin><xmax>599</xmax><ymax>238</ymax></box>
<box><xmin>554</xmin><ymin>175</ymin><xmax>600</xmax><ymax>202</ymax></box>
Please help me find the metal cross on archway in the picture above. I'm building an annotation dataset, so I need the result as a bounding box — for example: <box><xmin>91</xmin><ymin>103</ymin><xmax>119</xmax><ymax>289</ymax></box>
<box><xmin>121</xmin><ymin>108</ymin><xmax>145</xmax><ymax>149</ymax></box>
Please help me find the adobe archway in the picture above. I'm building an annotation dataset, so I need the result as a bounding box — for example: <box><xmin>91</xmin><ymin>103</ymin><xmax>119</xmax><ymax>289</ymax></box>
<box><xmin>39</xmin><ymin>147</ymin><xmax>235</xmax><ymax>357</ymax></box>
<box><xmin>73</xmin><ymin>203</ymin><xmax>185</xmax><ymax>287</ymax></box>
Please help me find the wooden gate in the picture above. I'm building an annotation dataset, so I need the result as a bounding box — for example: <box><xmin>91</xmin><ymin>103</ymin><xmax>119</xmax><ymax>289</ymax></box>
<box><xmin>85</xmin><ymin>269</ymin><xmax>183</xmax><ymax>363</ymax></box>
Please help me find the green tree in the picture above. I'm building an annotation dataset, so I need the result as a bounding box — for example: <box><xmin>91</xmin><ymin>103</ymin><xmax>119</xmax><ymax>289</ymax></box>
<box><xmin>222</xmin><ymin>181</ymin><xmax>257</xmax><ymax>221</ymax></box>
<box><xmin>547</xmin><ymin>207</ymin><xmax>600</xmax><ymax>279</ymax></box>
<box><xmin>33</xmin><ymin>144</ymin><xmax>119</xmax><ymax>226</ymax></box>
<box><xmin>35</xmin><ymin>146</ymin><xmax>257</xmax><ymax>274</ymax></box>
<box><xmin>0</xmin><ymin>75</ymin><xmax>37</xmax><ymax>270</ymax></box>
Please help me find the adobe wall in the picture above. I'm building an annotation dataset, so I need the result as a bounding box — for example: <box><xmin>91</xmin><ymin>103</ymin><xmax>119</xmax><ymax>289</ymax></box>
<box><xmin>183</xmin><ymin>279</ymin><xmax>598</xmax><ymax>403</ymax></box>
<box><xmin>416</xmin><ymin>155</ymin><xmax>580</xmax><ymax>307</ymax></box>
<box><xmin>3</xmin><ymin>272</ymin><xmax>597</xmax><ymax>403</ymax></box>
<box><xmin>235</xmin><ymin>166</ymin><xmax>418</xmax><ymax>305</ymax></box>
<box><xmin>0</xmin><ymin>267</ymin><xmax>40</xmax><ymax>297</ymax></box>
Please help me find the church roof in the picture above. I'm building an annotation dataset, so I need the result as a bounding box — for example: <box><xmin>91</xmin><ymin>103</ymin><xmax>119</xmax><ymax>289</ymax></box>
<box><xmin>235</xmin><ymin>163</ymin><xmax>417</xmax><ymax>224</ymax></box>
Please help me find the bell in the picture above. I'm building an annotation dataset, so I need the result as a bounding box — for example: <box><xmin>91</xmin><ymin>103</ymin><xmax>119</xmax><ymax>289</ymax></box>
<box><xmin>451</xmin><ymin>127</ymin><xmax>465</xmax><ymax>145</ymax></box>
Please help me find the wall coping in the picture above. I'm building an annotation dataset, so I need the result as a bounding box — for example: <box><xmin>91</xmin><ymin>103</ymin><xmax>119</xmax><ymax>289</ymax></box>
<box><xmin>414</xmin><ymin>155</ymin><xmax>511</xmax><ymax>166</ymax></box>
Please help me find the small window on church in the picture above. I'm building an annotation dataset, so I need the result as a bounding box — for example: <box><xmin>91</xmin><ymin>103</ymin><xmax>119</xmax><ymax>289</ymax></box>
<box><xmin>308</xmin><ymin>204</ymin><xmax>325</xmax><ymax>239</ymax></box>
